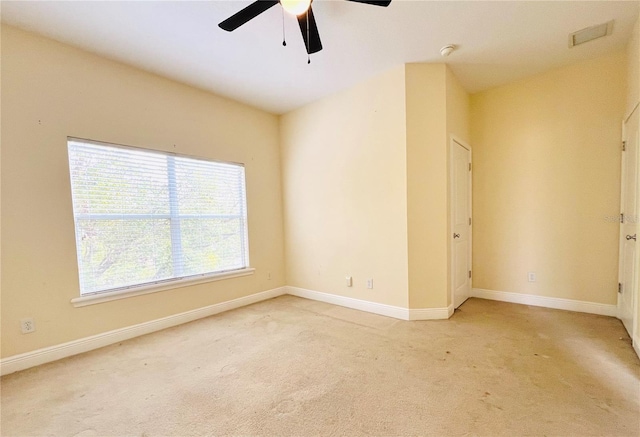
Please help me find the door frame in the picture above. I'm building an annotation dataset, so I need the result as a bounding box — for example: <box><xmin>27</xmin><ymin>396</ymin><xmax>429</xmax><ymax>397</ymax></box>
<box><xmin>449</xmin><ymin>136</ymin><xmax>473</xmax><ymax>309</ymax></box>
<box><xmin>618</xmin><ymin>107</ymin><xmax>639</xmax><ymax>343</ymax></box>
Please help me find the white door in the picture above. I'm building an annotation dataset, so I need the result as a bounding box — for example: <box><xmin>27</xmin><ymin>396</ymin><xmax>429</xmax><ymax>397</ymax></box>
<box><xmin>619</xmin><ymin>108</ymin><xmax>639</xmax><ymax>337</ymax></box>
<box><xmin>451</xmin><ymin>140</ymin><xmax>472</xmax><ymax>309</ymax></box>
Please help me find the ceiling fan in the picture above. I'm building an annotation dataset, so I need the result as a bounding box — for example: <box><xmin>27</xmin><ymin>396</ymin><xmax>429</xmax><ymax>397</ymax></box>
<box><xmin>218</xmin><ymin>0</ymin><xmax>392</xmax><ymax>57</ymax></box>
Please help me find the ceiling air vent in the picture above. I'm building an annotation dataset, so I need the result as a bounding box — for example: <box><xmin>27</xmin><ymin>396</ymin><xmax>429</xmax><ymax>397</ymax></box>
<box><xmin>569</xmin><ymin>21</ymin><xmax>613</xmax><ymax>47</ymax></box>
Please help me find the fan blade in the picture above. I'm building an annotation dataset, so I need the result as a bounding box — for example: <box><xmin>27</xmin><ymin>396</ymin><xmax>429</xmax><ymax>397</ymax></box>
<box><xmin>345</xmin><ymin>0</ymin><xmax>392</xmax><ymax>6</ymax></box>
<box><xmin>297</xmin><ymin>6</ymin><xmax>322</xmax><ymax>54</ymax></box>
<box><xmin>219</xmin><ymin>0</ymin><xmax>279</xmax><ymax>31</ymax></box>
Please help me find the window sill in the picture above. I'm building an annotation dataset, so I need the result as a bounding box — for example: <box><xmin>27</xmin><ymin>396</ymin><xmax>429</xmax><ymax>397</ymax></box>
<box><xmin>70</xmin><ymin>268</ymin><xmax>256</xmax><ymax>308</ymax></box>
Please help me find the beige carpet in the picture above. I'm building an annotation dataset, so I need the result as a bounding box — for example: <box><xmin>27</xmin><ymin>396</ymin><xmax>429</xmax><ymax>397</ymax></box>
<box><xmin>1</xmin><ymin>296</ymin><xmax>639</xmax><ymax>436</ymax></box>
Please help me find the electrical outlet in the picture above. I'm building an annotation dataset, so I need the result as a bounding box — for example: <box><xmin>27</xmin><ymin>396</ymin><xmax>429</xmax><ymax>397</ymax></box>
<box><xmin>20</xmin><ymin>318</ymin><xmax>36</xmax><ymax>334</ymax></box>
<box><xmin>528</xmin><ymin>272</ymin><xmax>537</xmax><ymax>282</ymax></box>
<box><xmin>366</xmin><ymin>278</ymin><xmax>374</xmax><ymax>289</ymax></box>
<box><xmin>346</xmin><ymin>276</ymin><xmax>353</xmax><ymax>287</ymax></box>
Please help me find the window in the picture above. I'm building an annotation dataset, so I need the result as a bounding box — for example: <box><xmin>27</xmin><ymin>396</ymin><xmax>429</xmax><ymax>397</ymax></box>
<box><xmin>67</xmin><ymin>138</ymin><xmax>249</xmax><ymax>296</ymax></box>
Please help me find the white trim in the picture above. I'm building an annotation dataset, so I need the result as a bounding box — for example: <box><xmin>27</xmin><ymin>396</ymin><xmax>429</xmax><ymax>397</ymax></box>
<box><xmin>286</xmin><ymin>286</ymin><xmax>452</xmax><ymax>321</ymax></box>
<box><xmin>617</xmin><ymin>114</ymin><xmax>625</xmax><ymax>323</ymax></box>
<box><xmin>2</xmin><ymin>286</ymin><xmax>459</xmax><ymax>375</ymax></box>
<box><xmin>633</xmin><ymin>338</ymin><xmax>640</xmax><ymax>360</ymax></box>
<box><xmin>285</xmin><ymin>286</ymin><xmax>410</xmax><ymax>320</ymax></box>
<box><xmin>472</xmin><ymin>288</ymin><xmax>617</xmax><ymax>317</ymax></box>
<box><xmin>2</xmin><ymin>286</ymin><xmax>285</xmax><ymax>376</ymax></box>
<box><xmin>71</xmin><ymin>268</ymin><xmax>256</xmax><ymax>307</ymax></box>
<box><xmin>18</xmin><ymin>283</ymin><xmax>627</xmax><ymax>376</ymax></box>
<box><xmin>29</xmin><ymin>285</ymin><xmax>622</xmax><ymax>376</ymax></box>
<box><xmin>408</xmin><ymin>304</ymin><xmax>454</xmax><ymax>320</ymax></box>
<box><xmin>624</xmin><ymin>101</ymin><xmax>639</xmax><ymax>123</ymax></box>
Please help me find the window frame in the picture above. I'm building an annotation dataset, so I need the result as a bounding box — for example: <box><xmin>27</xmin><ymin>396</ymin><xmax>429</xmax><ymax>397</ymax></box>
<box><xmin>67</xmin><ymin>137</ymin><xmax>253</xmax><ymax>307</ymax></box>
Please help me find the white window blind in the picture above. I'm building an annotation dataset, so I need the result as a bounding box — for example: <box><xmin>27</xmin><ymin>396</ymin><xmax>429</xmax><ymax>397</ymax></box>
<box><xmin>67</xmin><ymin>138</ymin><xmax>249</xmax><ymax>295</ymax></box>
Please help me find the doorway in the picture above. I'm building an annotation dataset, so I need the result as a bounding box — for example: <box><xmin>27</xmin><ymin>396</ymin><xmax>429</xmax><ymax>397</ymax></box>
<box><xmin>450</xmin><ymin>138</ymin><xmax>472</xmax><ymax>309</ymax></box>
<box><xmin>619</xmin><ymin>106</ymin><xmax>639</xmax><ymax>338</ymax></box>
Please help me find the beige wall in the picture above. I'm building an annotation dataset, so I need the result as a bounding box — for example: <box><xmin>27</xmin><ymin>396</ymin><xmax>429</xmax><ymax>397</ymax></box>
<box><xmin>627</xmin><ymin>17</ymin><xmax>639</xmax><ymax>119</ymax></box>
<box><xmin>280</xmin><ymin>66</ymin><xmax>409</xmax><ymax>308</ymax></box>
<box><xmin>446</xmin><ymin>68</ymin><xmax>471</xmax><ymax>147</ymax></box>
<box><xmin>281</xmin><ymin>64</ymin><xmax>468</xmax><ymax>311</ymax></box>
<box><xmin>404</xmin><ymin>65</ymin><xmax>470</xmax><ymax>309</ymax></box>
<box><xmin>1</xmin><ymin>26</ymin><xmax>285</xmax><ymax>357</ymax></box>
<box><xmin>471</xmin><ymin>51</ymin><xmax>626</xmax><ymax>305</ymax></box>
<box><xmin>405</xmin><ymin>64</ymin><xmax>448</xmax><ymax>309</ymax></box>
<box><xmin>3</xmin><ymin>20</ymin><xmax>632</xmax><ymax>360</ymax></box>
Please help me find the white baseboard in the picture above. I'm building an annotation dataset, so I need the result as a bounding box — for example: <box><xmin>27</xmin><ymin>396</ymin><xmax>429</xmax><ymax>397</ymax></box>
<box><xmin>286</xmin><ymin>286</ymin><xmax>452</xmax><ymax>321</ymax></box>
<box><xmin>471</xmin><ymin>288</ymin><xmax>617</xmax><ymax>317</ymax></box>
<box><xmin>19</xmin><ymin>285</ymin><xmax>598</xmax><ymax>375</ymax></box>
<box><xmin>0</xmin><ymin>287</ymin><xmax>286</xmax><ymax>376</ymax></box>
<box><xmin>286</xmin><ymin>286</ymin><xmax>411</xmax><ymax>320</ymax></box>
<box><xmin>634</xmin><ymin>338</ymin><xmax>640</xmax><ymax>360</ymax></box>
<box><xmin>408</xmin><ymin>304</ymin><xmax>454</xmax><ymax>320</ymax></box>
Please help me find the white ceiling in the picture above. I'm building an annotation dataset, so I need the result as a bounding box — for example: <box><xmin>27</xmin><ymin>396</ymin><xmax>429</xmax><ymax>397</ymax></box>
<box><xmin>2</xmin><ymin>1</ymin><xmax>638</xmax><ymax>114</ymax></box>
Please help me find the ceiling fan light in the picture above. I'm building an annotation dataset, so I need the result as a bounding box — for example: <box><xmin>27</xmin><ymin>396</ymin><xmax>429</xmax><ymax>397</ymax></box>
<box><xmin>281</xmin><ymin>0</ymin><xmax>311</xmax><ymax>16</ymax></box>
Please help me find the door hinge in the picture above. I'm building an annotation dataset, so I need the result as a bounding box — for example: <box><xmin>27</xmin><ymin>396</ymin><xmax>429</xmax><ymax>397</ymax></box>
<box><xmin>618</xmin><ymin>282</ymin><xmax>623</xmax><ymax>294</ymax></box>
<box><xmin>622</xmin><ymin>141</ymin><xmax>626</xmax><ymax>151</ymax></box>
<box><xmin>621</xmin><ymin>213</ymin><xmax>625</xmax><ymax>224</ymax></box>
<box><xmin>469</xmin><ymin>163</ymin><xmax>472</xmax><ymax>171</ymax></box>
<box><xmin>469</xmin><ymin>270</ymin><xmax>472</xmax><ymax>279</ymax></box>
<box><xmin>469</xmin><ymin>217</ymin><xmax>472</xmax><ymax>226</ymax></box>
